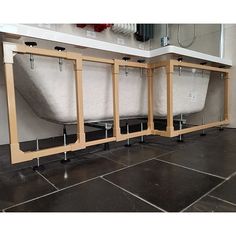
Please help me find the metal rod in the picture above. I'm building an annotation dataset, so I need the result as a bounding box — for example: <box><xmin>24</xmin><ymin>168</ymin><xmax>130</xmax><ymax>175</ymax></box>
<box><xmin>140</xmin><ymin>68</ymin><xmax>143</xmax><ymax>77</ymax></box>
<box><xmin>30</xmin><ymin>54</ymin><xmax>34</xmax><ymax>70</ymax></box>
<box><xmin>140</xmin><ymin>122</ymin><xmax>144</xmax><ymax>143</ymax></box>
<box><xmin>105</xmin><ymin>123</ymin><xmax>108</xmax><ymax>139</ymax></box>
<box><xmin>37</xmin><ymin>158</ymin><xmax>40</xmax><ymax>167</ymax></box>
<box><xmin>36</xmin><ymin>138</ymin><xmax>39</xmax><ymax>166</ymax></box>
<box><xmin>219</xmin><ymin>114</ymin><xmax>224</xmax><ymax>131</ymax></box>
<box><xmin>36</xmin><ymin>138</ymin><xmax>39</xmax><ymax>151</ymax></box>
<box><xmin>125</xmin><ymin>66</ymin><xmax>128</xmax><ymax>76</ymax></box>
<box><xmin>127</xmin><ymin>123</ymin><xmax>130</xmax><ymax>145</ymax></box>
<box><xmin>59</xmin><ymin>58</ymin><xmax>63</xmax><ymax>72</ymax></box>
<box><xmin>201</xmin><ymin>115</ymin><xmax>206</xmax><ymax>136</ymax></box>
<box><xmin>63</xmin><ymin>124</ymin><xmax>67</xmax><ymax>136</ymax></box>
<box><xmin>33</xmin><ymin>137</ymin><xmax>45</xmax><ymax>171</ymax></box>
<box><xmin>178</xmin><ymin>114</ymin><xmax>183</xmax><ymax>142</ymax></box>
<box><xmin>104</xmin><ymin>123</ymin><xmax>110</xmax><ymax>150</ymax></box>
<box><xmin>166</xmin><ymin>24</ymin><xmax>169</xmax><ymax>37</ymax></box>
<box><xmin>60</xmin><ymin>125</ymin><xmax>70</xmax><ymax>163</ymax></box>
<box><xmin>220</xmin><ymin>73</ymin><xmax>224</xmax><ymax>80</ymax></box>
<box><xmin>63</xmin><ymin>133</ymin><xmax>67</xmax><ymax>161</ymax></box>
<box><xmin>125</xmin><ymin>122</ymin><xmax>131</xmax><ymax>147</ymax></box>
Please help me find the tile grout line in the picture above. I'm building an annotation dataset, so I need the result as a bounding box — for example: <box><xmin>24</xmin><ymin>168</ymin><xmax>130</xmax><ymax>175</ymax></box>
<box><xmin>225</xmin><ymin>170</ymin><xmax>236</xmax><ymax>180</ymax></box>
<box><xmin>3</xmin><ymin>176</ymin><xmax>102</xmax><ymax>212</ymax></box>
<box><xmin>5</xmin><ymin>153</ymin><xmax>151</xmax><ymax>212</ymax></box>
<box><xmin>154</xmin><ymin>158</ymin><xmax>226</xmax><ymax>180</ymax></box>
<box><xmin>36</xmin><ymin>170</ymin><xmax>59</xmax><ymax>190</ymax></box>
<box><xmin>93</xmin><ymin>153</ymin><xmax>127</xmax><ymax>167</ymax></box>
<box><xmin>208</xmin><ymin>195</ymin><xmax>236</xmax><ymax>207</ymax></box>
<box><xmin>2</xmin><ymin>189</ymin><xmax>59</xmax><ymax>212</ymax></box>
<box><xmin>57</xmin><ymin>176</ymin><xmax>101</xmax><ymax>192</ymax></box>
<box><xmin>101</xmin><ymin>151</ymin><xmax>175</xmax><ymax>178</ymax></box>
<box><xmin>181</xmin><ymin>178</ymin><xmax>229</xmax><ymax>212</ymax></box>
<box><xmin>39</xmin><ymin>150</ymin><xmax>176</xmax><ymax>194</ymax></box>
<box><xmin>101</xmin><ymin>177</ymin><xmax>166</xmax><ymax>212</ymax></box>
<box><xmin>41</xmin><ymin>151</ymin><xmax>173</xmax><ymax>193</ymax></box>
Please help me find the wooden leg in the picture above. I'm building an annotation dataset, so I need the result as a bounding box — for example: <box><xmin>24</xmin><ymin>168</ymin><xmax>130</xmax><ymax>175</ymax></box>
<box><xmin>147</xmin><ymin>68</ymin><xmax>154</xmax><ymax>131</ymax></box>
<box><xmin>166</xmin><ymin>63</ymin><xmax>174</xmax><ymax>135</ymax></box>
<box><xmin>224</xmin><ymin>72</ymin><xmax>229</xmax><ymax>121</ymax></box>
<box><xmin>75</xmin><ymin>57</ymin><xmax>86</xmax><ymax>147</ymax></box>
<box><xmin>4</xmin><ymin>63</ymin><xmax>21</xmax><ymax>164</ymax></box>
<box><xmin>112</xmin><ymin>60</ymin><xmax>121</xmax><ymax>139</ymax></box>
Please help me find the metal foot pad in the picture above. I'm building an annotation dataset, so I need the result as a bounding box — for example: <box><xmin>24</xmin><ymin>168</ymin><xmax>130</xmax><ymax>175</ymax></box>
<box><xmin>33</xmin><ymin>165</ymin><xmax>45</xmax><ymax>172</ymax></box>
<box><xmin>60</xmin><ymin>159</ymin><xmax>71</xmax><ymax>164</ymax></box>
<box><xmin>125</xmin><ymin>144</ymin><xmax>132</xmax><ymax>147</ymax></box>
<box><xmin>104</xmin><ymin>143</ymin><xmax>110</xmax><ymax>151</ymax></box>
<box><xmin>177</xmin><ymin>139</ymin><xmax>184</xmax><ymax>143</ymax></box>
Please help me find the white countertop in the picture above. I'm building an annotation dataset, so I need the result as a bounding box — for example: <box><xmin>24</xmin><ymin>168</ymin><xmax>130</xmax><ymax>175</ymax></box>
<box><xmin>0</xmin><ymin>24</ymin><xmax>232</xmax><ymax>66</ymax></box>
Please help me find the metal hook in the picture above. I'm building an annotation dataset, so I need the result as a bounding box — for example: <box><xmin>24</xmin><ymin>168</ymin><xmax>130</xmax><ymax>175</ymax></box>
<box><xmin>122</xmin><ymin>56</ymin><xmax>130</xmax><ymax>76</ymax></box>
<box><xmin>178</xmin><ymin>57</ymin><xmax>183</xmax><ymax>76</ymax></box>
<box><xmin>200</xmin><ymin>62</ymin><xmax>207</xmax><ymax>78</ymax></box>
<box><xmin>137</xmin><ymin>59</ymin><xmax>146</xmax><ymax>78</ymax></box>
<box><xmin>25</xmin><ymin>42</ymin><xmax>37</xmax><ymax>70</ymax></box>
<box><xmin>55</xmin><ymin>46</ymin><xmax>66</xmax><ymax>72</ymax></box>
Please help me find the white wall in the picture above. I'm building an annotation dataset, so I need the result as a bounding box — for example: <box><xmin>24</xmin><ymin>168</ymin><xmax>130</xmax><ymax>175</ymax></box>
<box><xmin>186</xmin><ymin>25</ymin><xmax>236</xmax><ymax>128</ymax></box>
<box><xmin>152</xmin><ymin>24</ymin><xmax>221</xmax><ymax>56</ymax></box>
<box><xmin>224</xmin><ymin>25</ymin><xmax>236</xmax><ymax>127</ymax></box>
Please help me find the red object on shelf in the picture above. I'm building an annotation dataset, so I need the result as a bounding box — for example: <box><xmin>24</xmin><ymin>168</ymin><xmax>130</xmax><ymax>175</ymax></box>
<box><xmin>76</xmin><ymin>24</ymin><xmax>112</xmax><ymax>32</ymax></box>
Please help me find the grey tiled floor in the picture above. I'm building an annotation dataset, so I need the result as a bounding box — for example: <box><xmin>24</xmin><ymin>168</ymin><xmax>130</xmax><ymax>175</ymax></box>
<box><xmin>1</xmin><ymin>128</ymin><xmax>236</xmax><ymax>212</ymax></box>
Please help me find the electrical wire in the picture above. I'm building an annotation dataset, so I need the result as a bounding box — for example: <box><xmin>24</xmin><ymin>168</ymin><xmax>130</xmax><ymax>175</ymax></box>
<box><xmin>177</xmin><ymin>24</ymin><xmax>196</xmax><ymax>48</ymax></box>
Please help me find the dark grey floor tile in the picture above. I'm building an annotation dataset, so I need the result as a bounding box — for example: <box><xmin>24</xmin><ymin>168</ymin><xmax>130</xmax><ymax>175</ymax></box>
<box><xmin>155</xmin><ymin>139</ymin><xmax>236</xmax><ymax>178</ymax></box>
<box><xmin>6</xmin><ymin>178</ymin><xmax>160</xmax><ymax>212</ymax></box>
<box><xmin>0</xmin><ymin>168</ymin><xmax>56</xmax><ymax>210</ymax></box>
<box><xmin>104</xmin><ymin>159</ymin><xmax>222</xmax><ymax>212</ymax></box>
<box><xmin>184</xmin><ymin>196</ymin><xmax>236</xmax><ymax>212</ymax></box>
<box><xmin>99</xmin><ymin>144</ymin><xmax>171</xmax><ymax>166</ymax></box>
<box><xmin>211</xmin><ymin>174</ymin><xmax>236</xmax><ymax>205</ymax></box>
<box><xmin>199</xmin><ymin>129</ymin><xmax>236</xmax><ymax>153</ymax></box>
<box><xmin>145</xmin><ymin>128</ymin><xmax>226</xmax><ymax>150</ymax></box>
<box><xmin>38</xmin><ymin>154</ymin><xmax>124</xmax><ymax>189</ymax></box>
<box><xmin>0</xmin><ymin>145</ymin><xmax>33</xmax><ymax>173</ymax></box>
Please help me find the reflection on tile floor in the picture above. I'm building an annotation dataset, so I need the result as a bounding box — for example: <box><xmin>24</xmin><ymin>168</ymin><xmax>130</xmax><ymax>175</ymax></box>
<box><xmin>1</xmin><ymin>128</ymin><xmax>236</xmax><ymax>212</ymax></box>
<box><xmin>104</xmin><ymin>159</ymin><xmax>222</xmax><ymax>212</ymax></box>
<box><xmin>6</xmin><ymin>178</ymin><xmax>160</xmax><ymax>212</ymax></box>
<box><xmin>98</xmin><ymin>144</ymin><xmax>172</xmax><ymax>166</ymax></box>
<box><xmin>184</xmin><ymin>195</ymin><xmax>236</xmax><ymax>212</ymax></box>
<box><xmin>37</xmin><ymin>155</ymin><xmax>125</xmax><ymax>189</ymax></box>
<box><xmin>0</xmin><ymin>168</ymin><xmax>56</xmax><ymax>210</ymax></box>
<box><xmin>210</xmin><ymin>174</ymin><xmax>236</xmax><ymax>205</ymax></box>
<box><xmin>155</xmin><ymin>141</ymin><xmax>236</xmax><ymax>178</ymax></box>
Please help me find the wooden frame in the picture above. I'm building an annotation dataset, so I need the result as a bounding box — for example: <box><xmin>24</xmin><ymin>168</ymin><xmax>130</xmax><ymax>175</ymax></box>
<box><xmin>2</xmin><ymin>42</ymin><xmax>230</xmax><ymax>164</ymax></box>
<box><xmin>151</xmin><ymin>60</ymin><xmax>230</xmax><ymax>137</ymax></box>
